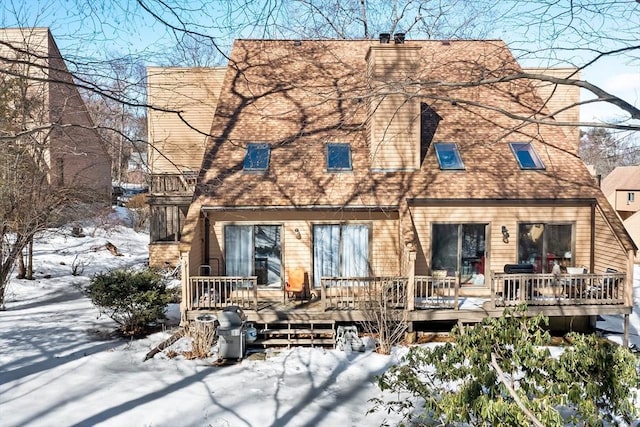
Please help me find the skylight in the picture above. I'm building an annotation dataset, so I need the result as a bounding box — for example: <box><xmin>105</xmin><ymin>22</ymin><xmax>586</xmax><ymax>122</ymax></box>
<box><xmin>326</xmin><ymin>143</ymin><xmax>352</xmax><ymax>171</ymax></box>
<box><xmin>510</xmin><ymin>142</ymin><xmax>545</xmax><ymax>170</ymax></box>
<box><xmin>243</xmin><ymin>143</ymin><xmax>270</xmax><ymax>171</ymax></box>
<box><xmin>434</xmin><ymin>143</ymin><xmax>464</xmax><ymax>170</ymax></box>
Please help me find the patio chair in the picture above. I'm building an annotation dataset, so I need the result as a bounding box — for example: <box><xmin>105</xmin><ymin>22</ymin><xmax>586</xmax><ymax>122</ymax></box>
<box><xmin>285</xmin><ymin>267</ymin><xmax>312</xmax><ymax>303</ymax></box>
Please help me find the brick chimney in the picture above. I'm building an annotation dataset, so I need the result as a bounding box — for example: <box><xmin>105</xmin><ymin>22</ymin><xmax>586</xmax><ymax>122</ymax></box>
<box><xmin>366</xmin><ymin>36</ymin><xmax>421</xmax><ymax>171</ymax></box>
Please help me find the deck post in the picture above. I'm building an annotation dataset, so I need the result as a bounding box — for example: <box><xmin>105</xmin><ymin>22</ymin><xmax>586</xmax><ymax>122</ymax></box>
<box><xmin>624</xmin><ymin>314</ymin><xmax>629</xmax><ymax>348</ymax></box>
<box><xmin>489</xmin><ymin>273</ymin><xmax>496</xmax><ymax>309</ymax></box>
<box><xmin>407</xmin><ymin>252</ymin><xmax>416</xmax><ymax>311</ymax></box>
<box><xmin>454</xmin><ymin>277</ymin><xmax>459</xmax><ymax>310</ymax></box>
<box><xmin>321</xmin><ymin>279</ymin><xmax>327</xmax><ymax>311</ymax></box>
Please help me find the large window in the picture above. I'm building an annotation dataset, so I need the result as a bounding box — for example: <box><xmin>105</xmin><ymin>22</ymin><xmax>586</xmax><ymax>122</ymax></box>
<box><xmin>432</xmin><ymin>223</ymin><xmax>486</xmax><ymax>284</ymax></box>
<box><xmin>151</xmin><ymin>205</ymin><xmax>189</xmax><ymax>242</ymax></box>
<box><xmin>518</xmin><ymin>223</ymin><xmax>573</xmax><ymax>273</ymax></box>
<box><xmin>313</xmin><ymin>224</ymin><xmax>369</xmax><ymax>287</ymax></box>
<box><xmin>225</xmin><ymin>225</ymin><xmax>281</xmax><ymax>287</ymax></box>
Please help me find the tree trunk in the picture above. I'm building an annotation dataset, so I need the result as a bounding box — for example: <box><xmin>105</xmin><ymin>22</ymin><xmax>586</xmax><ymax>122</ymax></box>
<box><xmin>17</xmin><ymin>248</ymin><xmax>25</xmax><ymax>279</ymax></box>
<box><xmin>26</xmin><ymin>239</ymin><xmax>34</xmax><ymax>280</ymax></box>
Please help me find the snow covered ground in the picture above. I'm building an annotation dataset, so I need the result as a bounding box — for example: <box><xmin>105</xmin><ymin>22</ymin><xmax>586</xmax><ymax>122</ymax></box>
<box><xmin>0</xmin><ymin>208</ymin><xmax>638</xmax><ymax>427</ymax></box>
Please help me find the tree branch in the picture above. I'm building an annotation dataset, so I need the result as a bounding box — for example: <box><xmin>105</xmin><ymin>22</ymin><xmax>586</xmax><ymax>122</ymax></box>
<box><xmin>490</xmin><ymin>352</ymin><xmax>545</xmax><ymax>427</ymax></box>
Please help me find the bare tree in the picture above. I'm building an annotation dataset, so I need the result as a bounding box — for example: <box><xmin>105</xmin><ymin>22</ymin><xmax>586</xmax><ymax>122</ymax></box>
<box><xmin>579</xmin><ymin>128</ymin><xmax>640</xmax><ymax>178</ymax></box>
<box><xmin>81</xmin><ymin>56</ymin><xmax>148</xmax><ymax>183</ymax></box>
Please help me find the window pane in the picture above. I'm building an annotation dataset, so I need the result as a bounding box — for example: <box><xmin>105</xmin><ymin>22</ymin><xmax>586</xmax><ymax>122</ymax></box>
<box><xmin>545</xmin><ymin>224</ymin><xmax>572</xmax><ymax>272</ymax></box>
<box><xmin>434</xmin><ymin>143</ymin><xmax>464</xmax><ymax>170</ymax></box>
<box><xmin>434</xmin><ymin>142</ymin><xmax>464</xmax><ymax>170</ymax></box>
<box><xmin>313</xmin><ymin>225</ymin><xmax>340</xmax><ymax>287</ymax></box>
<box><xmin>518</xmin><ymin>223</ymin><xmax>544</xmax><ymax>272</ymax></box>
<box><xmin>432</xmin><ymin>224</ymin><xmax>458</xmax><ymax>276</ymax></box>
<box><xmin>510</xmin><ymin>142</ymin><xmax>545</xmax><ymax>170</ymax></box>
<box><xmin>461</xmin><ymin>224</ymin><xmax>486</xmax><ymax>284</ymax></box>
<box><xmin>326</xmin><ymin>143</ymin><xmax>352</xmax><ymax>170</ymax></box>
<box><xmin>243</xmin><ymin>143</ymin><xmax>270</xmax><ymax>171</ymax></box>
<box><xmin>254</xmin><ymin>225</ymin><xmax>281</xmax><ymax>286</ymax></box>
<box><xmin>225</xmin><ymin>226</ymin><xmax>253</xmax><ymax>276</ymax></box>
<box><xmin>341</xmin><ymin>225</ymin><xmax>369</xmax><ymax>277</ymax></box>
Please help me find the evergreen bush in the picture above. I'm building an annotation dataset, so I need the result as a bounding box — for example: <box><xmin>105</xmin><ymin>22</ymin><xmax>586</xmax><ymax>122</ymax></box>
<box><xmin>373</xmin><ymin>305</ymin><xmax>640</xmax><ymax>426</ymax></box>
<box><xmin>86</xmin><ymin>268</ymin><xmax>172</xmax><ymax>336</ymax></box>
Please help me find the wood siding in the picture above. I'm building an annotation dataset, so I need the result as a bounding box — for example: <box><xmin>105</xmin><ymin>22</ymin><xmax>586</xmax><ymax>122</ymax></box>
<box><xmin>366</xmin><ymin>45</ymin><xmax>421</xmax><ymax>170</ymax></box>
<box><xmin>198</xmin><ymin>210</ymin><xmax>400</xmax><ymax>281</ymax></box>
<box><xmin>147</xmin><ymin>67</ymin><xmax>226</xmax><ymax>174</ymax></box>
<box><xmin>149</xmin><ymin>243</ymin><xmax>180</xmax><ymax>269</ymax></box>
<box><xmin>593</xmin><ymin>205</ymin><xmax>628</xmax><ymax>274</ymax></box>
<box><xmin>522</xmin><ymin>67</ymin><xmax>580</xmax><ymax>144</ymax></box>
<box><xmin>614</xmin><ymin>190</ymin><xmax>640</xmax><ymax>213</ymax></box>
<box><xmin>411</xmin><ymin>204</ymin><xmax>594</xmax><ymax>275</ymax></box>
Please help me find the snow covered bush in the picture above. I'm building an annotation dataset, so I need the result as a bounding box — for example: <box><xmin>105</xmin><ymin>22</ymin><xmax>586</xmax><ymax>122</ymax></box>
<box><xmin>85</xmin><ymin>268</ymin><xmax>172</xmax><ymax>336</ymax></box>
<box><xmin>374</xmin><ymin>305</ymin><xmax>640</xmax><ymax>426</ymax></box>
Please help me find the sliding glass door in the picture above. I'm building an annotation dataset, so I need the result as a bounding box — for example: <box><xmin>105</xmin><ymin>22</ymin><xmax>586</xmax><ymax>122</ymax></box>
<box><xmin>313</xmin><ymin>224</ymin><xmax>369</xmax><ymax>287</ymax></box>
<box><xmin>224</xmin><ymin>225</ymin><xmax>282</xmax><ymax>287</ymax></box>
<box><xmin>432</xmin><ymin>223</ymin><xmax>487</xmax><ymax>284</ymax></box>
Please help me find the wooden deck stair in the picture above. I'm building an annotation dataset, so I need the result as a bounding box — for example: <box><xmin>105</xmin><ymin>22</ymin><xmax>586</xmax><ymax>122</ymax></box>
<box><xmin>249</xmin><ymin>320</ymin><xmax>336</xmax><ymax>349</ymax></box>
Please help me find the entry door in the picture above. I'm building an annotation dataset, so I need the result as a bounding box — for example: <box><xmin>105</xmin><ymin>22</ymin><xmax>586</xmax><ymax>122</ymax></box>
<box><xmin>225</xmin><ymin>225</ymin><xmax>282</xmax><ymax>287</ymax></box>
<box><xmin>432</xmin><ymin>223</ymin><xmax>487</xmax><ymax>284</ymax></box>
<box><xmin>313</xmin><ymin>224</ymin><xmax>369</xmax><ymax>288</ymax></box>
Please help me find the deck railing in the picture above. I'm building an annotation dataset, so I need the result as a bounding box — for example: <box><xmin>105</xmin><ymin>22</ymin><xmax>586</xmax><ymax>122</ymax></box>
<box><xmin>186</xmin><ymin>272</ymin><xmax>625</xmax><ymax>312</ymax></box>
<box><xmin>189</xmin><ymin>276</ymin><xmax>258</xmax><ymax>310</ymax></box>
<box><xmin>414</xmin><ymin>275</ymin><xmax>458</xmax><ymax>309</ymax></box>
<box><xmin>319</xmin><ymin>276</ymin><xmax>458</xmax><ymax>311</ymax></box>
<box><xmin>150</xmin><ymin>173</ymin><xmax>198</xmax><ymax>193</ymax></box>
<box><xmin>319</xmin><ymin>277</ymin><xmax>408</xmax><ymax>311</ymax></box>
<box><xmin>491</xmin><ymin>272</ymin><xmax>625</xmax><ymax>307</ymax></box>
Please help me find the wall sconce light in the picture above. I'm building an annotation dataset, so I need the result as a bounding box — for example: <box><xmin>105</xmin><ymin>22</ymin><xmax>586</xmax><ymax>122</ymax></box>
<box><xmin>501</xmin><ymin>226</ymin><xmax>510</xmax><ymax>244</ymax></box>
<box><xmin>294</xmin><ymin>228</ymin><xmax>302</xmax><ymax>240</ymax></box>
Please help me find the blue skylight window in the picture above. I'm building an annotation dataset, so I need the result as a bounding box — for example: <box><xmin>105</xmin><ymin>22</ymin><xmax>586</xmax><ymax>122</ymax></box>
<box><xmin>510</xmin><ymin>142</ymin><xmax>545</xmax><ymax>170</ymax></box>
<box><xmin>326</xmin><ymin>143</ymin><xmax>352</xmax><ymax>171</ymax></box>
<box><xmin>243</xmin><ymin>143</ymin><xmax>270</xmax><ymax>171</ymax></box>
<box><xmin>434</xmin><ymin>143</ymin><xmax>465</xmax><ymax>170</ymax></box>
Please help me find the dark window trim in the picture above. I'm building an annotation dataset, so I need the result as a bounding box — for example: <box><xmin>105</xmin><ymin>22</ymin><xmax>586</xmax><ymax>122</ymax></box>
<box><xmin>243</xmin><ymin>142</ymin><xmax>271</xmax><ymax>172</ymax></box>
<box><xmin>326</xmin><ymin>143</ymin><xmax>353</xmax><ymax>172</ymax></box>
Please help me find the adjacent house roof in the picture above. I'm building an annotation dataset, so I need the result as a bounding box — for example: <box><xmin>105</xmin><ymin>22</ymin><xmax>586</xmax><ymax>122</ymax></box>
<box><xmin>601</xmin><ymin>166</ymin><xmax>640</xmax><ymax>197</ymax></box>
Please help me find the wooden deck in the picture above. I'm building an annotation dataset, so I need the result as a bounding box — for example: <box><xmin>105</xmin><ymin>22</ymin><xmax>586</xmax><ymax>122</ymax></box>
<box><xmin>184</xmin><ymin>272</ymin><xmax>630</xmax><ymax>324</ymax></box>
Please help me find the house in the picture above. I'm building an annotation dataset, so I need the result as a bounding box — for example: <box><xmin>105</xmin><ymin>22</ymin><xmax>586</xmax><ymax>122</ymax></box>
<box><xmin>0</xmin><ymin>28</ymin><xmax>111</xmax><ymax>198</ymax></box>
<box><xmin>146</xmin><ymin>67</ymin><xmax>226</xmax><ymax>268</ymax></box>
<box><xmin>602</xmin><ymin>166</ymin><xmax>640</xmax><ymax>261</ymax></box>
<box><xmin>148</xmin><ymin>37</ymin><xmax>635</xmax><ymax>341</ymax></box>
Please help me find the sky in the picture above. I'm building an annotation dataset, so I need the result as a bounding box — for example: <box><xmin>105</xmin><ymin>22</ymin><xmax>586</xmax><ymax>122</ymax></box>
<box><xmin>1</xmin><ymin>0</ymin><xmax>638</xmax><ymax>128</ymax></box>
<box><xmin>0</xmin><ymin>207</ymin><xmax>638</xmax><ymax>427</ymax></box>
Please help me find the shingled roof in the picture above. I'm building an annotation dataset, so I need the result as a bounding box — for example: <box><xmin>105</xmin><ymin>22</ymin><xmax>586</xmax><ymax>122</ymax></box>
<box><xmin>193</xmin><ymin>39</ymin><xmax>604</xmax><ymax>209</ymax></box>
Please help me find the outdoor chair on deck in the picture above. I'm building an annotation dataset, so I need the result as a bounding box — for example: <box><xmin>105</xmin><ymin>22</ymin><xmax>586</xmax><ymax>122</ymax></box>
<box><xmin>285</xmin><ymin>268</ymin><xmax>313</xmax><ymax>303</ymax></box>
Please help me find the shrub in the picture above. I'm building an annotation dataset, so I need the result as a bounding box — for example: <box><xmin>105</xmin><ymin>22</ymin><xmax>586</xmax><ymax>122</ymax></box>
<box><xmin>373</xmin><ymin>305</ymin><xmax>640</xmax><ymax>426</ymax></box>
<box><xmin>86</xmin><ymin>268</ymin><xmax>172</xmax><ymax>336</ymax></box>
